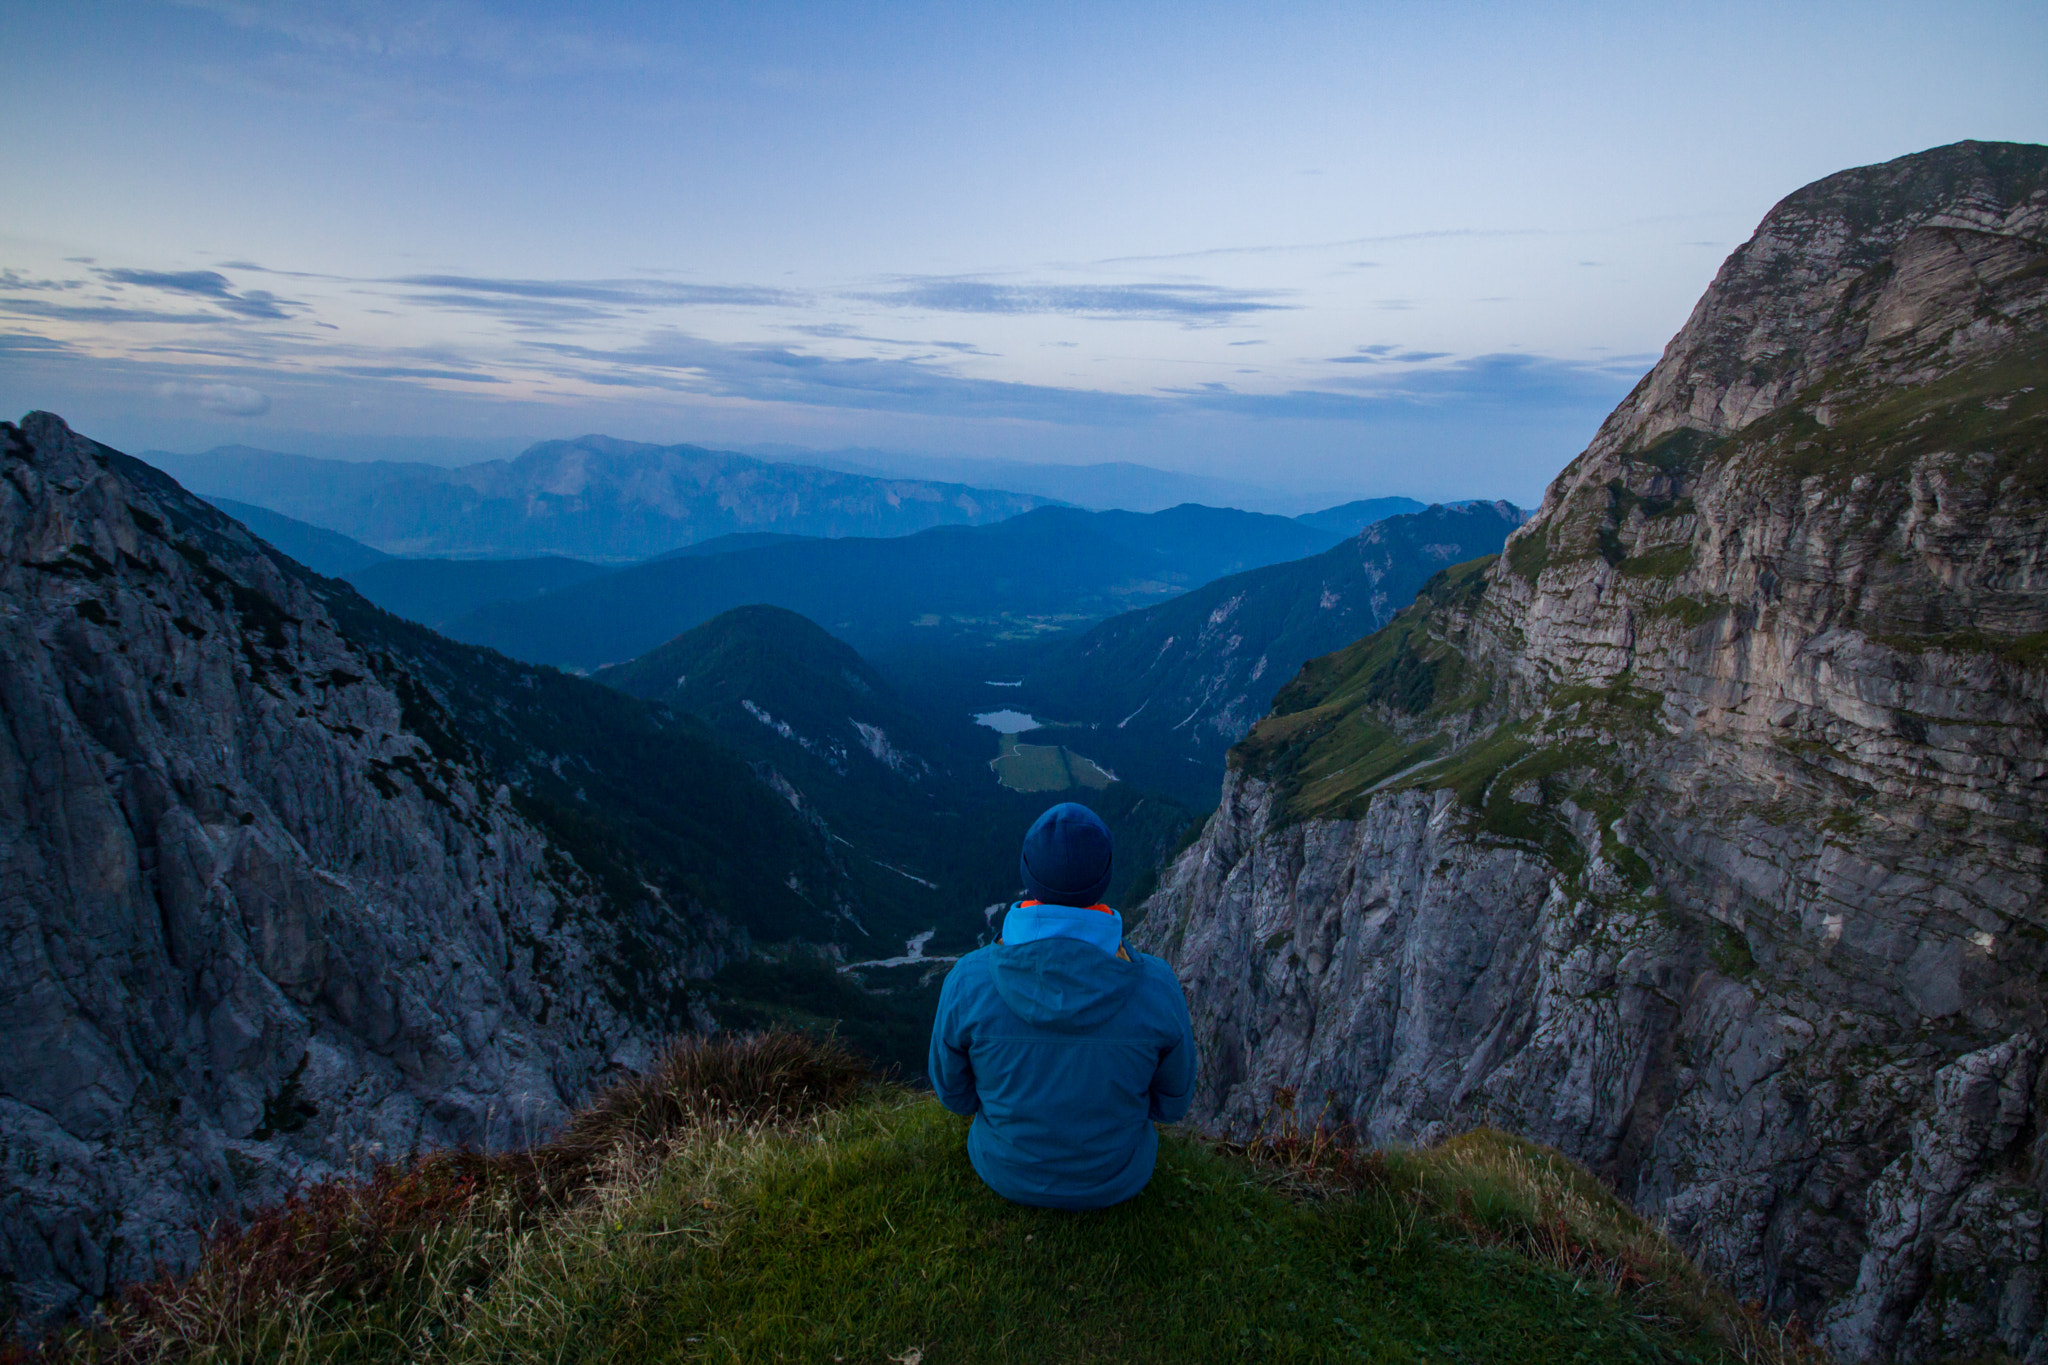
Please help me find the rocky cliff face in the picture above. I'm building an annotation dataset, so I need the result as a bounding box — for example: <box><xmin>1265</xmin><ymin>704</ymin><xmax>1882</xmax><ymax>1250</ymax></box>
<box><xmin>0</xmin><ymin>415</ymin><xmax>808</xmax><ymax>1328</ymax></box>
<box><xmin>1134</xmin><ymin>140</ymin><xmax>2048</xmax><ymax>1363</ymax></box>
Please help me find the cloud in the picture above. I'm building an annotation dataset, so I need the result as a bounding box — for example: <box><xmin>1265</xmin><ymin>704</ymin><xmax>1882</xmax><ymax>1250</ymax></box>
<box><xmin>333</xmin><ymin>364</ymin><xmax>503</xmax><ymax>382</ymax></box>
<box><xmin>0</xmin><ymin>270</ymin><xmax>84</xmax><ymax>293</ymax></box>
<box><xmin>1088</xmin><ymin>227</ymin><xmax>1554</xmax><ymax>268</ymax></box>
<box><xmin>0</xmin><ymin>332</ymin><xmax>76</xmax><ymax>353</ymax></box>
<box><xmin>156</xmin><ymin>381</ymin><xmax>272</xmax><ymax>415</ymax></box>
<box><xmin>1325</xmin><ymin>347</ymin><xmax>1450</xmax><ymax>365</ymax></box>
<box><xmin>524</xmin><ymin>329</ymin><xmax>1161</xmax><ymax>423</ymax></box>
<box><xmin>0</xmin><ymin>298</ymin><xmax>223</xmax><ymax>324</ymax></box>
<box><xmin>95</xmin><ymin>267</ymin><xmax>302</xmax><ymax>320</ymax></box>
<box><xmin>784</xmin><ymin>322</ymin><xmax>995</xmax><ymax>355</ymax></box>
<box><xmin>1176</xmin><ymin>353</ymin><xmax>1645</xmax><ymax>422</ymax></box>
<box><xmin>101</xmin><ymin>268</ymin><xmax>239</xmax><ymax>297</ymax></box>
<box><xmin>513</xmin><ymin>329</ymin><xmax>1639</xmax><ymax>432</ymax></box>
<box><xmin>176</xmin><ymin>0</ymin><xmax>658</xmax><ymax>78</ymax></box>
<box><xmin>390</xmin><ymin>274</ymin><xmax>795</xmax><ymax>307</ymax></box>
<box><xmin>856</xmin><ymin>278</ymin><xmax>1293</xmax><ymax>322</ymax></box>
<box><xmin>379</xmin><ymin>274</ymin><xmax>799</xmax><ymax>327</ymax></box>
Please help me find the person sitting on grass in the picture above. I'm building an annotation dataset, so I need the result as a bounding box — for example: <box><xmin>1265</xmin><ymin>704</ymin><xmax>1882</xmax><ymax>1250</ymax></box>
<box><xmin>927</xmin><ymin>801</ymin><xmax>1196</xmax><ymax>1209</ymax></box>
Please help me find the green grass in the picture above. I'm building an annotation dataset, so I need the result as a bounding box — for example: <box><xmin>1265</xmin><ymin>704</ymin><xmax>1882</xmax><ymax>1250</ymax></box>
<box><xmin>452</xmin><ymin>1099</ymin><xmax>1732</xmax><ymax>1365</ymax></box>
<box><xmin>1507</xmin><ymin>526</ymin><xmax>1551</xmax><ymax>584</ymax></box>
<box><xmin>1871</xmin><ymin>627</ymin><xmax>2048</xmax><ymax>670</ymax></box>
<box><xmin>40</xmin><ymin>1033</ymin><xmax>1826</xmax><ymax>1365</ymax></box>
<box><xmin>1616</xmin><ymin>544</ymin><xmax>1697</xmax><ymax>580</ymax></box>
<box><xmin>991</xmin><ymin>734</ymin><xmax>1116</xmax><ymax>793</ymax></box>
<box><xmin>1649</xmin><ymin>596</ymin><xmax>1728</xmax><ymax>630</ymax></box>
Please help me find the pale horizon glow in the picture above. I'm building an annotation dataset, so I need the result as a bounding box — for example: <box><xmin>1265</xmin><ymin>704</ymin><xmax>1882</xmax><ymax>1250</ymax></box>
<box><xmin>2</xmin><ymin>1</ymin><xmax>2043</xmax><ymax>505</ymax></box>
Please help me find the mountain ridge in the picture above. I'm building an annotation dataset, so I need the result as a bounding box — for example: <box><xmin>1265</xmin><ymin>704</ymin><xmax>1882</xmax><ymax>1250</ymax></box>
<box><xmin>440</xmin><ymin>502</ymin><xmax>1346</xmax><ymax>673</ymax></box>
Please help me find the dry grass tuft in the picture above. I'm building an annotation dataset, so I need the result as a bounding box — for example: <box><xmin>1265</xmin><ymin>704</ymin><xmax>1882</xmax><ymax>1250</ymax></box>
<box><xmin>29</xmin><ymin>1029</ymin><xmax>870</xmax><ymax>1365</ymax></box>
<box><xmin>563</xmin><ymin>1028</ymin><xmax>870</xmax><ymax>1150</ymax></box>
<box><xmin>1215</xmin><ymin>1090</ymin><xmax>1831</xmax><ymax>1365</ymax></box>
<box><xmin>1208</xmin><ymin>1085</ymin><xmax>1392</xmax><ymax>1197</ymax></box>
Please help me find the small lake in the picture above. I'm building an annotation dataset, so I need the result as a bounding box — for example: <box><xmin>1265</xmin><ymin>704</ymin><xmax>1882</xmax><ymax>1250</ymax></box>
<box><xmin>973</xmin><ymin>710</ymin><xmax>1043</xmax><ymax>733</ymax></box>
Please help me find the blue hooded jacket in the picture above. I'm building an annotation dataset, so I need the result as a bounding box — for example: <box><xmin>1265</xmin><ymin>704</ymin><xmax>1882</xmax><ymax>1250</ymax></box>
<box><xmin>928</xmin><ymin>902</ymin><xmax>1197</xmax><ymax>1209</ymax></box>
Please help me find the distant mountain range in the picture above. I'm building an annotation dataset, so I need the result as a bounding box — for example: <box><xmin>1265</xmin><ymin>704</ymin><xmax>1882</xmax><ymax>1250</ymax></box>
<box><xmin>1011</xmin><ymin>501</ymin><xmax>1526</xmax><ymax>803</ymax></box>
<box><xmin>440</xmin><ymin>503</ymin><xmax>1349</xmax><ymax>672</ymax></box>
<box><xmin>749</xmin><ymin>445</ymin><xmax>1351</xmax><ymax>515</ymax></box>
<box><xmin>145</xmin><ymin>436</ymin><xmax>1054</xmax><ymax>561</ymax></box>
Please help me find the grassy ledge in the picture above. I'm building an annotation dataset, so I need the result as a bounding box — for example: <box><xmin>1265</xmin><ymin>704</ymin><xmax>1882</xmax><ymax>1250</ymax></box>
<box><xmin>28</xmin><ymin>1033</ymin><xmax>1823</xmax><ymax>1365</ymax></box>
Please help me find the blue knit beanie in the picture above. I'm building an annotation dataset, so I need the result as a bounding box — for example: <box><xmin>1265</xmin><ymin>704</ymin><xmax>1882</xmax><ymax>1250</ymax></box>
<box><xmin>1019</xmin><ymin>802</ymin><xmax>1114</xmax><ymax>907</ymax></box>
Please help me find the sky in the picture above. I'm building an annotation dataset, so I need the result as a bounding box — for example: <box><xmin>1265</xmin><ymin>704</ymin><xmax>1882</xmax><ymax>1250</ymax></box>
<box><xmin>1</xmin><ymin>1</ymin><xmax>2043</xmax><ymax>505</ymax></box>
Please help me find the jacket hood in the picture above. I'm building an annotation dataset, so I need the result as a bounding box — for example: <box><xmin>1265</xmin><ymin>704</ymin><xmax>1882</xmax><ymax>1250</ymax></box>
<box><xmin>989</xmin><ymin>937</ymin><xmax>1139</xmax><ymax>1033</ymax></box>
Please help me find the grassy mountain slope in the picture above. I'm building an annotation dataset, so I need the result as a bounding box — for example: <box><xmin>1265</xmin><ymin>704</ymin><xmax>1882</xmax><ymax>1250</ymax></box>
<box><xmin>49</xmin><ymin>1032</ymin><xmax>1815</xmax><ymax>1365</ymax></box>
<box><xmin>443</xmin><ymin>504</ymin><xmax>1346</xmax><ymax>673</ymax></box>
<box><xmin>1013</xmin><ymin>501</ymin><xmax>1523</xmax><ymax>804</ymax></box>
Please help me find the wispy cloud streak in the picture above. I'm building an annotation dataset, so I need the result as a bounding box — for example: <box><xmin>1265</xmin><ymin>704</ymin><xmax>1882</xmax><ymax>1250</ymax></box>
<box><xmin>856</xmin><ymin>278</ymin><xmax>1292</xmax><ymax>322</ymax></box>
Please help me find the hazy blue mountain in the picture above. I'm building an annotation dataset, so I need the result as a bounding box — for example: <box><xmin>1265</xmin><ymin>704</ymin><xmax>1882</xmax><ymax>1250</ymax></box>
<box><xmin>143</xmin><ymin>436</ymin><xmax>1055</xmax><ymax>562</ymax></box>
<box><xmin>654</xmin><ymin>531</ymin><xmax>815</xmax><ymax>559</ymax></box>
<box><xmin>1009</xmin><ymin>501</ymin><xmax>1526</xmax><ymax>804</ymax></box>
<box><xmin>150</xmin><ymin>446</ymin><xmax>450</xmax><ymax>508</ymax></box>
<box><xmin>343</xmin><ymin>555</ymin><xmax>611</xmax><ymax>630</ymax></box>
<box><xmin>444</xmin><ymin>503</ymin><xmax>1348</xmax><ymax>673</ymax></box>
<box><xmin>740</xmin><ymin>445</ymin><xmax>1326</xmax><ymax>513</ymax></box>
<box><xmin>1294</xmin><ymin>496</ymin><xmax>1429</xmax><ymax>537</ymax></box>
<box><xmin>202</xmin><ymin>497</ymin><xmax>393</xmax><ymax>576</ymax></box>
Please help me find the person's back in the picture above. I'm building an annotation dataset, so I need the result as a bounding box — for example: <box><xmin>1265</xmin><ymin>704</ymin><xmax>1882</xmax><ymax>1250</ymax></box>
<box><xmin>928</xmin><ymin>803</ymin><xmax>1196</xmax><ymax>1209</ymax></box>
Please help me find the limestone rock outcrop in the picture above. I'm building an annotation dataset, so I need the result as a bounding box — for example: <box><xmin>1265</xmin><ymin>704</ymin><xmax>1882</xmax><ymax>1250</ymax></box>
<box><xmin>0</xmin><ymin>415</ymin><xmax>789</xmax><ymax>1327</ymax></box>
<box><xmin>1135</xmin><ymin>141</ymin><xmax>2048</xmax><ymax>1362</ymax></box>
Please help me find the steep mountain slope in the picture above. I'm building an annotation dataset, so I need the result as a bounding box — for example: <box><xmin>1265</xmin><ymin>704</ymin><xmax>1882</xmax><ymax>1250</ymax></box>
<box><xmin>343</xmin><ymin>554</ymin><xmax>609</xmax><ymax>630</ymax></box>
<box><xmin>203</xmin><ymin>497</ymin><xmax>391</xmax><ymax>576</ymax></box>
<box><xmin>1013</xmin><ymin>502</ymin><xmax>1523</xmax><ymax>803</ymax></box>
<box><xmin>445</xmin><ymin>504</ymin><xmax>1345</xmax><ymax>673</ymax></box>
<box><xmin>1133</xmin><ymin>140</ymin><xmax>2048</xmax><ymax>1363</ymax></box>
<box><xmin>148</xmin><ymin>436</ymin><xmax>1053</xmax><ymax>561</ymax></box>
<box><xmin>0</xmin><ymin>414</ymin><xmax>854</xmax><ymax>1326</ymax></box>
